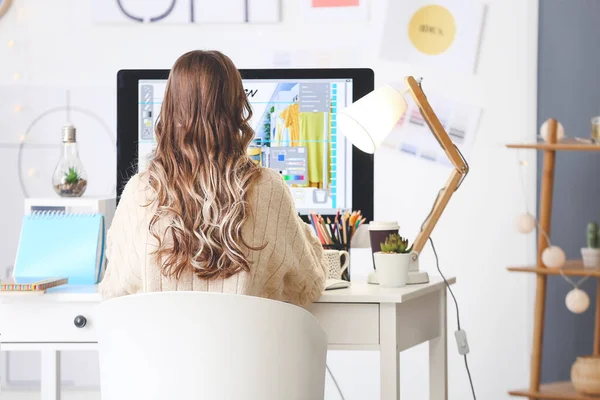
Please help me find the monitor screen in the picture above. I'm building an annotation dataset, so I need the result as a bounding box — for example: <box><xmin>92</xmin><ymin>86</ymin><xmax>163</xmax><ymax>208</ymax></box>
<box><xmin>117</xmin><ymin>69</ymin><xmax>374</xmax><ymax>221</ymax></box>
<box><xmin>137</xmin><ymin>78</ymin><xmax>353</xmax><ymax>214</ymax></box>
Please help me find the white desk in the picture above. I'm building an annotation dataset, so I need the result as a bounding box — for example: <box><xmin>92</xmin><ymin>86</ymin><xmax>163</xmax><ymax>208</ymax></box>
<box><xmin>0</xmin><ymin>277</ymin><xmax>454</xmax><ymax>400</ymax></box>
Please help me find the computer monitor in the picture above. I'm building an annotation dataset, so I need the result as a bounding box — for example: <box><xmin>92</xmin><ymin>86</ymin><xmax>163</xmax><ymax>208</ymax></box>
<box><xmin>117</xmin><ymin>69</ymin><xmax>374</xmax><ymax>221</ymax></box>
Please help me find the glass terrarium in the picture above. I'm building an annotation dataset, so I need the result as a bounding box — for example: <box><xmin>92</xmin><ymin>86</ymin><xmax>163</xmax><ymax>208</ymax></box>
<box><xmin>52</xmin><ymin>123</ymin><xmax>87</xmax><ymax>197</ymax></box>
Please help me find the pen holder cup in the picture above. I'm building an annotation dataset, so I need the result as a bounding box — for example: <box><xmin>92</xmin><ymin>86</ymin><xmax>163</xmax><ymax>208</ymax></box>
<box><xmin>323</xmin><ymin>244</ymin><xmax>351</xmax><ymax>282</ymax></box>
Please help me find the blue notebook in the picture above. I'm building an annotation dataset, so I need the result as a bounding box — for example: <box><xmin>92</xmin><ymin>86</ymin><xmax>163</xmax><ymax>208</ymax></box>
<box><xmin>13</xmin><ymin>212</ymin><xmax>105</xmax><ymax>285</ymax></box>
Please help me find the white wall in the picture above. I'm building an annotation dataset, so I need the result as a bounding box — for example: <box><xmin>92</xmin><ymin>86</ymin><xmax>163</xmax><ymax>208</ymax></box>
<box><xmin>0</xmin><ymin>0</ymin><xmax>538</xmax><ymax>398</ymax></box>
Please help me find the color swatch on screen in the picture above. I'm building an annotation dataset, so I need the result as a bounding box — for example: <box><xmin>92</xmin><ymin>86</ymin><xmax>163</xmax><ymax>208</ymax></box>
<box><xmin>282</xmin><ymin>175</ymin><xmax>305</xmax><ymax>181</ymax></box>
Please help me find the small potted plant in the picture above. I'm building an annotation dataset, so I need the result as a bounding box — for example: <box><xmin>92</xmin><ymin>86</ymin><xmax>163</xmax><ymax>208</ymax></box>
<box><xmin>582</xmin><ymin>222</ymin><xmax>600</xmax><ymax>268</ymax></box>
<box><xmin>374</xmin><ymin>233</ymin><xmax>414</xmax><ymax>288</ymax></box>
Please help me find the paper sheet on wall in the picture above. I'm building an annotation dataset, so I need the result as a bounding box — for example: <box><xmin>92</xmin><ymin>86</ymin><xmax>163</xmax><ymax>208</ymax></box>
<box><xmin>299</xmin><ymin>0</ymin><xmax>368</xmax><ymax>22</ymax></box>
<box><xmin>271</xmin><ymin>50</ymin><xmax>356</xmax><ymax>68</ymax></box>
<box><xmin>381</xmin><ymin>0</ymin><xmax>485</xmax><ymax>74</ymax></box>
<box><xmin>382</xmin><ymin>93</ymin><xmax>482</xmax><ymax>167</ymax></box>
<box><xmin>92</xmin><ymin>0</ymin><xmax>280</xmax><ymax>24</ymax></box>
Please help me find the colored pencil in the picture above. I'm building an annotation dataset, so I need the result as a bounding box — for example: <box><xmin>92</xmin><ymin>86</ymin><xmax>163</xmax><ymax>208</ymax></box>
<box><xmin>334</xmin><ymin>211</ymin><xmax>341</xmax><ymax>243</ymax></box>
<box><xmin>319</xmin><ymin>216</ymin><xmax>332</xmax><ymax>245</ymax></box>
<box><xmin>342</xmin><ymin>214</ymin><xmax>348</xmax><ymax>245</ymax></box>
<box><xmin>318</xmin><ymin>216</ymin><xmax>329</xmax><ymax>244</ymax></box>
<box><xmin>309</xmin><ymin>214</ymin><xmax>323</xmax><ymax>244</ymax></box>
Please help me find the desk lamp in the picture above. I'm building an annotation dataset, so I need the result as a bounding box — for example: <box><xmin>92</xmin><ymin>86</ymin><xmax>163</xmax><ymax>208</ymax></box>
<box><xmin>338</xmin><ymin>77</ymin><xmax>469</xmax><ymax>284</ymax></box>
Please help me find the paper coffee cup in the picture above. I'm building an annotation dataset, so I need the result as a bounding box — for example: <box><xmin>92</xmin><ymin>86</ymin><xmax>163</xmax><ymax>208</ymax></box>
<box><xmin>368</xmin><ymin>221</ymin><xmax>400</xmax><ymax>256</ymax></box>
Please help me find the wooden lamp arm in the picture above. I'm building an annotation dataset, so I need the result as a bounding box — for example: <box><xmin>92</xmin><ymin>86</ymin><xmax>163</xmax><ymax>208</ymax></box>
<box><xmin>412</xmin><ymin>169</ymin><xmax>463</xmax><ymax>256</ymax></box>
<box><xmin>404</xmin><ymin>76</ymin><xmax>470</xmax><ymax>257</ymax></box>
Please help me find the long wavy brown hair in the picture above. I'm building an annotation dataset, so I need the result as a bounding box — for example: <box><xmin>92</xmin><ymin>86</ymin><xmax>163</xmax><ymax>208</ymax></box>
<box><xmin>146</xmin><ymin>50</ymin><xmax>262</xmax><ymax>280</ymax></box>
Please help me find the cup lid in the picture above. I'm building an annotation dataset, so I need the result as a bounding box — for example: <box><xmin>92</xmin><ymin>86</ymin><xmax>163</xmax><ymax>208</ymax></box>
<box><xmin>368</xmin><ymin>221</ymin><xmax>400</xmax><ymax>230</ymax></box>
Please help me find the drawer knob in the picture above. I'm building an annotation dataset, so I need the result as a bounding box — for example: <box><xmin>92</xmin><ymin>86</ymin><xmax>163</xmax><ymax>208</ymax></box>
<box><xmin>74</xmin><ymin>315</ymin><xmax>87</xmax><ymax>328</ymax></box>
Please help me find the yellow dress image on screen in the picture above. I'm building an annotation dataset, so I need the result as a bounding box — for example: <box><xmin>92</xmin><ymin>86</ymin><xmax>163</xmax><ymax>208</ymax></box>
<box><xmin>408</xmin><ymin>5</ymin><xmax>456</xmax><ymax>55</ymax></box>
<box><xmin>247</xmin><ymin>147</ymin><xmax>262</xmax><ymax>165</ymax></box>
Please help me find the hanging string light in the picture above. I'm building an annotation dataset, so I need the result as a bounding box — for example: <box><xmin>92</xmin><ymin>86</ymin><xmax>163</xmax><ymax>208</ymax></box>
<box><xmin>515</xmin><ymin>155</ymin><xmax>537</xmax><ymax>234</ymax></box>
<box><xmin>515</xmin><ymin>143</ymin><xmax>590</xmax><ymax>313</ymax></box>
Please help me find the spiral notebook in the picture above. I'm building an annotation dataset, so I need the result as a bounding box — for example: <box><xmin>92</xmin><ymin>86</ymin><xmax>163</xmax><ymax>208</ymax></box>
<box><xmin>13</xmin><ymin>211</ymin><xmax>106</xmax><ymax>285</ymax></box>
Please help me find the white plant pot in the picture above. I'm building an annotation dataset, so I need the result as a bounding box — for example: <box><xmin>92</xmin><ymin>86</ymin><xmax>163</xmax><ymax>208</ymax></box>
<box><xmin>373</xmin><ymin>252</ymin><xmax>411</xmax><ymax>288</ymax></box>
<box><xmin>581</xmin><ymin>248</ymin><xmax>600</xmax><ymax>268</ymax></box>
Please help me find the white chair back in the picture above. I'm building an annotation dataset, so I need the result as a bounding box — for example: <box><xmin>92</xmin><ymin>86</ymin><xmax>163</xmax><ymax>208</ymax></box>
<box><xmin>96</xmin><ymin>292</ymin><xmax>327</xmax><ymax>400</ymax></box>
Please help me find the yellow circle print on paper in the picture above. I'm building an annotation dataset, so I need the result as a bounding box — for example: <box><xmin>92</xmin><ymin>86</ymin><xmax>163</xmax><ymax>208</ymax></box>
<box><xmin>408</xmin><ymin>5</ymin><xmax>456</xmax><ymax>55</ymax></box>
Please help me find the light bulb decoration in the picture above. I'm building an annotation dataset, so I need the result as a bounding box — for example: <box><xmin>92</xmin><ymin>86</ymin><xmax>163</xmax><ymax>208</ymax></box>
<box><xmin>7</xmin><ymin>40</ymin><xmax>15</xmax><ymax>47</ymax></box>
<box><xmin>52</xmin><ymin>123</ymin><xmax>88</xmax><ymax>197</ymax></box>
<box><xmin>540</xmin><ymin>119</ymin><xmax>565</xmax><ymax>143</ymax></box>
<box><xmin>13</xmin><ymin>72</ymin><xmax>20</xmax><ymax>81</ymax></box>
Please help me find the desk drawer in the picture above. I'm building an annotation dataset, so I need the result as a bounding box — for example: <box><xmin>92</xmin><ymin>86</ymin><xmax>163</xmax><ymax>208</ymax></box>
<box><xmin>0</xmin><ymin>302</ymin><xmax>97</xmax><ymax>343</ymax></box>
<box><xmin>309</xmin><ymin>303</ymin><xmax>379</xmax><ymax>346</ymax></box>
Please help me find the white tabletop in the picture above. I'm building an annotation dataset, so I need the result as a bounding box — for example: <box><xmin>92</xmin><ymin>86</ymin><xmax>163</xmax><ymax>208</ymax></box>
<box><xmin>0</xmin><ymin>277</ymin><xmax>455</xmax><ymax>304</ymax></box>
<box><xmin>318</xmin><ymin>277</ymin><xmax>455</xmax><ymax>303</ymax></box>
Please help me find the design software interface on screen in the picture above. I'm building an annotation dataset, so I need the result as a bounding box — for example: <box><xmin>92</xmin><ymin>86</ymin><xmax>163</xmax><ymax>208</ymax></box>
<box><xmin>138</xmin><ymin>78</ymin><xmax>353</xmax><ymax>214</ymax></box>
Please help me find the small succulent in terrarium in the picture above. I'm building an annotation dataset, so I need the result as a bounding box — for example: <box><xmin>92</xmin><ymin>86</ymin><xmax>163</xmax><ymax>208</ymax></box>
<box><xmin>380</xmin><ymin>233</ymin><xmax>412</xmax><ymax>254</ymax></box>
<box><xmin>54</xmin><ymin>166</ymin><xmax>87</xmax><ymax>197</ymax></box>
<box><xmin>63</xmin><ymin>167</ymin><xmax>81</xmax><ymax>185</ymax></box>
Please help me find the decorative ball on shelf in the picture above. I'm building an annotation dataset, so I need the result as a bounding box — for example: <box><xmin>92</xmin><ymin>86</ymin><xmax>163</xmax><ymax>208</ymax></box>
<box><xmin>540</xmin><ymin>120</ymin><xmax>565</xmax><ymax>142</ymax></box>
<box><xmin>542</xmin><ymin>245</ymin><xmax>566</xmax><ymax>268</ymax></box>
<box><xmin>566</xmin><ymin>288</ymin><xmax>590</xmax><ymax>314</ymax></box>
<box><xmin>516</xmin><ymin>213</ymin><xmax>536</xmax><ymax>234</ymax></box>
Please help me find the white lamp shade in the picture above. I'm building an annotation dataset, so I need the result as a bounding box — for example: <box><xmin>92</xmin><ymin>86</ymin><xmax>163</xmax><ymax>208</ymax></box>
<box><xmin>337</xmin><ymin>84</ymin><xmax>407</xmax><ymax>154</ymax></box>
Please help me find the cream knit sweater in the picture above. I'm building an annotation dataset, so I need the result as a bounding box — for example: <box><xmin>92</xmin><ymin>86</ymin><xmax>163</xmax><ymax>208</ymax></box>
<box><xmin>99</xmin><ymin>169</ymin><xmax>328</xmax><ymax>307</ymax></box>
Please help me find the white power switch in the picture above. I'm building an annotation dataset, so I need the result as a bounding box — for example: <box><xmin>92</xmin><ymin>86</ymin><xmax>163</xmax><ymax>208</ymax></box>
<box><xmin>455</xmin><ymin>329</ymin><xmax>470</xmax><ymax>355</ymax></box>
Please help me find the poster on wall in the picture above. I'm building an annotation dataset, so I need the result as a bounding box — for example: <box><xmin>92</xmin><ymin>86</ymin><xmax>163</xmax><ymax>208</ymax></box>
<box><xmin>92</xmin><ymin>0</ymin><xmax>280</xmax><ymax>24</ymax></box>
<box><xmin>381</xmin><ymin>0</ymin><xmax>485</xmax><ymax>74</ymax></box>
<box><xmin>382</xmin><ymin>92</ymin><xmax>482</xmax><ymax>167</ymax></box>
<box><xmin>300</xmin><ymin>0</ymin><xmax>368</xmax><ymax>22</ymax></box>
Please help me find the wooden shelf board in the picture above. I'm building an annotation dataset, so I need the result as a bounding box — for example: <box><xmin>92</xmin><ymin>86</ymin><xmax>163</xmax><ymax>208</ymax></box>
<box><xmin>507</xmin><ymin>139</ymin><xmax>600</xmax><ymax>151</ymax></box>
<box><xmin>509</xmin><ymin>381</ymin><xmax>596</xmax><ymax>399</ymax></box>
<box><xmin>508</xmin><ymin>260</ymin><xmax>600</xmax><ymax>277</ymax></box>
